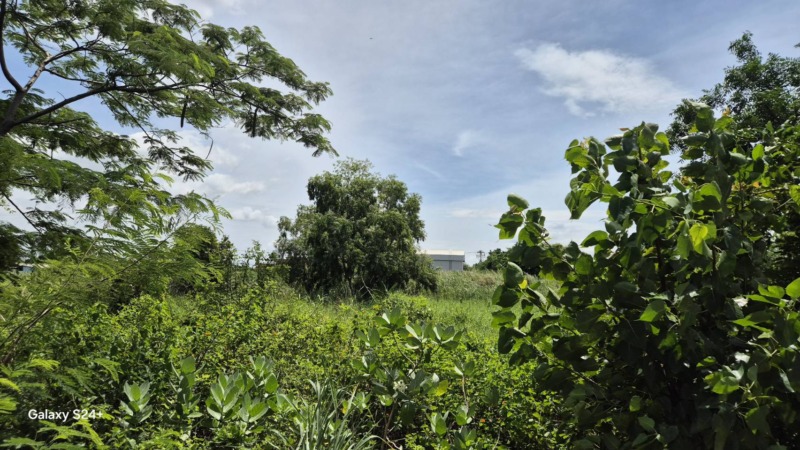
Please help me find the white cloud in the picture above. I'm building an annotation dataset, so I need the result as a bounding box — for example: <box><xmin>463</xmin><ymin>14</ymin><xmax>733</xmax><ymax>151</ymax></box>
<box><xmin>448</xmin><ymin>208</ymin><xmax>503</xmax><ymax>219</ymax></box>
<box><xmin>452</xmin><ymin>130</ymin><xmax>480</xmax><ymax>157</ymax></box>
<box><xmin>208</xmin><ymin>146</ymin><xmax>240</xmax><ymax>168</ymax></box>
<box><xmin>515</xmin><ymin>43</ymin><xmax>686</xmax><ymax>117</ymax></box>
<box><xmin>188</xmin><ymin>0</ymin><xmax>247</xmax><ymax>18</ymax></box>
<box><xmin>209</xmin><ymin>174</ymin><xmax>265</xmax><ymax>195</ymax></box>
<box><xmin>168</xmin><ymin>173</ymin><xmax>265</xmax><ymax>197</ymax></box>
<box><xmin>229</xmin><ymin>206</ymin><xmax>279</xmax><ymax>227</ymax></box>
<box><xmin>413</xmin><ymin>162</ymin><xmax>446</xmax><ymax>181</ymax></box>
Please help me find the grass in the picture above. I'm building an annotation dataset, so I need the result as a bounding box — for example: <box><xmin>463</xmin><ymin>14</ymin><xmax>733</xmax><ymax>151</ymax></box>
<box><xmin>187</xmin><ymin>269</ymin><xmax>553</xmax><ymax>349</ymax></box>
<box><xmin>280</xmin><ymin>269</ymin><xmax>558</xmax><ymax>343</ymax></box>
<box><xmin>431</xmin><ymin>270</ymin><xmax>501</xmax><ymax>302</ymax></box>
<box><xmin>423</xmin><ymin>270</ymin><xmax>560</xmax><ymax>341</ymax></box>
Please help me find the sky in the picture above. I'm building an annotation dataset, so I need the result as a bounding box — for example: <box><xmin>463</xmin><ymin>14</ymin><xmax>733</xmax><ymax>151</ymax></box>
<box><xmin>4</xmin><ymin>0</ymin><xmax>800</xmax><ymax>264</ymax></box>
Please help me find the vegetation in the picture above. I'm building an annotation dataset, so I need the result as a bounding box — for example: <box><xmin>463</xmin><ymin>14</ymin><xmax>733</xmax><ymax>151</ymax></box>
<box><xmin>0</xmin><ymin>271</ymin><xmax>566</xmax><ymax>449</ymax></box>
<box><xmin>493</xmin><ymin>104</ymin><xmax>800</xmax><ymax>447</ymax></box>
<box><xmin>472</xmin><ymin>249</ymin><xmax>509</xmax><ymax>272</ymax></box>
<box><xmin>276</xmin><ymin>159</ymin><xmax>436</xmax><ymax>298</ymax></box>
<box><xmin>1</xmin><ymin>2</ymin><xmax>798</xmax><ymax>448</ymax></box>
<box><xmin>0</xmin><ymin>0</ymin><xmax>334</xmax><ymax>268</ymax></box>
<box><xmin>668</xmin><ymin>32</ymin><xmax>800</xmax><ymax>286</ymax></box>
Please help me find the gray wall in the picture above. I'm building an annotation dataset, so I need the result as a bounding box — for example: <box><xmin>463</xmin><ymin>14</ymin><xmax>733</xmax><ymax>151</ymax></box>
<box><xmin>430</xmin><ymin>257</ymin><xmax>464</xmax><ymax>271</ymax></box>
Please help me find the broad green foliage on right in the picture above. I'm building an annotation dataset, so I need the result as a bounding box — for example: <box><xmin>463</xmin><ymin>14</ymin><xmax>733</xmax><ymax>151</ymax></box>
<box><xmin>493</xmin><ymin>105</ymin><xmax>800</xmax><ymax>449</ymax></box>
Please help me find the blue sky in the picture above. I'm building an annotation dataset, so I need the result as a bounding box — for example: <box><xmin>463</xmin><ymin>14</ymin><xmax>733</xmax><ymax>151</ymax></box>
<box><xmin>4</xmin><ymin>0</ymin><xmax>800</xmax><ymax>263</ymax></box>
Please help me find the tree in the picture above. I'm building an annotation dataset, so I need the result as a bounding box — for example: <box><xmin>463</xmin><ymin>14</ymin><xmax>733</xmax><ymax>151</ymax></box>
<box><xmin>668</xmin><ymin>32</ymin><xmax>800</xmax><ymax>147</ymax></box>
<box><xmin>275</xmin><ymin>159</ymin><xmax>435</xmax><ymax>297</ymax></box>
<box><xmin>493</xmin><ymin>107</ymin><xmax>800</xmax><ymax>448</ymax></box>
<box><xmin>0</xmin><ymin>223</ymin><xmax>21</xmax><ymax>273</ymax></box>
<box><xmin>0</xmin><ymin>0</ymin><xmax>336</xmax><ymax>361</ymax></box>
<box><xmin>668</xmin><ymin>32</ymin><xmax>800</xmax><ymax>286</ymax></box>
<box><xmin>167</xmin><ymin>223</ymin><xmax>222</xmax><ymax>294</ymax></box>
<box><xmin>473</xmin><ymin>248</ymin><xmax>508</xmax><ymax>271</ymax></box>
<box><xmin>0</xmin><ymin>0</ymin><xmax>336</xmax><ymax>263</ymax></box>
<box><xmin>473</xmin><ymin>242</ymin><xmax>566</xmax><ymax>272</ymax></box>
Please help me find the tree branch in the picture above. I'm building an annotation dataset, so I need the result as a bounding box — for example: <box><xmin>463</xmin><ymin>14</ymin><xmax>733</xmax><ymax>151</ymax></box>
<box><xmin>6</xmin><ymin>81</ymin><xmax>187</xmax><ymax>133</ymax></box>
<box><xmin>2</xmin><ymin>193</ymin><xmax>42</xmax><ymax>232</ymax></box>
<box><xmin>0</xmin><ymin>0</ymin><xmax>23</xmax><ymax>92</ymax></box>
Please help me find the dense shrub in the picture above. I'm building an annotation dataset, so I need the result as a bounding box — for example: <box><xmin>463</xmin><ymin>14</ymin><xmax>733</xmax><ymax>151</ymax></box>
<box><xmin>493</xmin><ymin>110</ymin><xmax>800</xmax><ymax>448</ymax></box>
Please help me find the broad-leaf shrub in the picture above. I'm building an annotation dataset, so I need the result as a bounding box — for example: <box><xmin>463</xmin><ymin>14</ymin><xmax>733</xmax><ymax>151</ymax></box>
<box><xmin>493</xmin><ymin>107</ymin><xmax>800</xmax><ymax>449</ymax></box>
<box><xmin>353</xmin><ymin>308</ymin><xmax>498</xmax><ymax>449</ymax></box>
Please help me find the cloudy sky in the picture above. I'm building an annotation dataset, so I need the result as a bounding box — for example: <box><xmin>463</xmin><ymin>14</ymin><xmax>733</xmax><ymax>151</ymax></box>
<box><xmin>5</xmin><ymin>0</ymin><xmax>800</xmax><ymax>263</ymax></box>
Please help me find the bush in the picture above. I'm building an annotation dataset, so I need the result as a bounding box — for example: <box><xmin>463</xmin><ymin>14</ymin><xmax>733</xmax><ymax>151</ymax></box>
<box><xmin>374</xmin><ymin>293</ymin><xmax>433</xmax><ymax>323</ymax></box>
<box><xmin>493</xmin><ymin>112</ymin><xmax>800</xmax><ymax>448</ymax></box>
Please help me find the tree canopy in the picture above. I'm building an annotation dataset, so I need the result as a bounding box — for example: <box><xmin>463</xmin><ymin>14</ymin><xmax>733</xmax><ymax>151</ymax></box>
<box><xmin>275</xmin><ymin>159</ymin><xmax>435</xmax><ymax>297</ymax></box>
<box><xmin>0</xmin><ymin>0</ymin><xmax>335</xmax><ymax>264</ymax></box>
<box><xmin>668</xmin><ymin>33</ymin><xmax>800</xmax><ymax>285</ymax></box>
<box><xmin>668</xmin><ymin>32</ymin><xmax>800</xmax><ymax>149</ymax></box>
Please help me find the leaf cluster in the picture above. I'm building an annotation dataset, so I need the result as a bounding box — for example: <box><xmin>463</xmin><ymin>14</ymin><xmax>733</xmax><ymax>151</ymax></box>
<box><xmin>493</xmin><ymin>106</ymin><xmax>800</xmax><ymax>449</ymax></box>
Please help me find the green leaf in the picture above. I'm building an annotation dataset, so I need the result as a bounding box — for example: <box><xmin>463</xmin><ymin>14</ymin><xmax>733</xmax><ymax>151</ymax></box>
<box><xmin>758</xmin><ymin>285</ymin><xmax>785</xmax><ymax>299</ymax></box>
<box><xmin>492</xmin><ymin>286</ymin><xmax>520</xmax><ymax>308</ymax></box>
<box><xmin>264</xmin><ymin>374</ymin><xmax>278</xmax><ymax>394</ymax></box>
<box><xmin>574</xmin><ymin>254</ymin><xmax>593</xmax><ymax>276</ymax></box>
<box><xmin>790</xmin><ymin>186</ymin><xmax>800</xmax><ymax>207</ymax></box>
<box><xmin>746</xmin><ymin>294</ymin><xmax>780</xmax><ymax>306</ymax></box>
<box><xmin>491</xmin><ymin>310</ymin><xmax>516</xmax><ymax>327</ymax></box>
<box><xmin>787</xmin><ymin>277</ymin><xmax>800</xmax><ymax>299</ymax></box>
<box><xmin>692</xmin><ymin>102</ymin><xmax>715</xmax><ymax>132</ymax></box>
<box><xmin>661</xmin><ymin>196</ymin><xmax>680</xmax><ymax>209</ymax></box>
<box><xmin>676</xmin><ymin>229</ymin><xmax>691</xmax><ymax>259</ymax></box>
<box><xmin>752</xmin><ymin>143</ymin><xmax>765</xmax><ymax>160</ymax></box>
<box><xmin>503</xmin><ymin>262</ymin><xmax>525</xmax><ymax>288</ymax></box>
<box><xmin>581</xmin><ymin>230</ymin><xmax>608</xmax><ymax>247</ymax></box>
<box><xmin>434</xmin><ymin>379</ymin><xmax>449</xmax><ymax>397</ymax></box>
<box><xmin>496</xmin><ymin>212</ymin><xmax>523</xmax><ymax>239</ymax></box>
<box><xmin>693</xmin><ymin>183</ymin><xmax>723</xmax><ymax>211</ymax></box>
<box><xmin>0</xmin><ymin>378</ymin><xmax>20</xmax><ymax>393</ymax></box>
<box><xmin>431</xmin><ymin>412</ymin><xmax>447</xmax><ymax>436</ymax></box>
<box><xmin>180</xmin><ymin>357</ymin><xmax>196</xmax><ymax>375</ymax></box>
<box><xmin>498</xmin><ymin>327</ymin><xmax>523</xmax><ymax>354</ymax></box>
<box><xmin>574</xmin><ymin>439</ymin><xmax>598</xmax><ymax>450</ymax></box>
<box><xmin>565</xmin><ymin>145</ymin><xmax>594</xmax><ymax>171</ymax></box>
<box><xmin>689</xmin><ymin>223</ymin><xmax>709</xmax><ymax>254</ymax></box>
<box><xmin>507</xmin><ymin>194</ymin><xmax>529</xmax><ymax>212</ymax></box>
<box><xmin>1</xmin><ymin>438</ymin><xmax>41</xmax><ymax>446</ymax></box>
<box><xmin>779</xmin><ymin>370</ymin><xmax>795</xmax><ymax>392</ymax></box>
<box><xmin>638</xmin><ymin>415</ymin><xmax>656</xmax><ymax>432</ymax></box>
<box><xmin>705</xmin><ymin>367</ymin><xmax>741</xmax><ymax>394</ymax></box>
<box><xmin>745</xmin><ymin>405</ymin><xmax>770</xmax><ymax>435</ymax></box>
<box><xmin>639</xmin><ymin>299</ymin><xmax>665</xmax><ymax>322</ymax></box>
<box><xmin>629</xmin><ymin>395</ymin><xmax>642</xmax><ymax>412</ymax></box>
<box><xmin>732</xmin><ymin>312</ymin><xmax>771</xmax><ymax>330</ymax></box>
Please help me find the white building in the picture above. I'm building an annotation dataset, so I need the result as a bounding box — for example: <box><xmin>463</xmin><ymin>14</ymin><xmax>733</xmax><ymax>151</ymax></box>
<box><xmin>419</xmin><ymin>250</ymin><xmax>465</xmax><ymax>272</ymax></box>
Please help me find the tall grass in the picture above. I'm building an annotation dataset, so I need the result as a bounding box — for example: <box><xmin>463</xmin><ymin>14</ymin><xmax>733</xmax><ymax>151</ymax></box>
<box><xmin>420</xmin><ymin>270</ymin><xmax>560</xmax><ymax>342</ymax></box>
<box><xmin>431</xmin><ymin>270</ymin><xmax>501</xmax><ymax>301</ymax></box>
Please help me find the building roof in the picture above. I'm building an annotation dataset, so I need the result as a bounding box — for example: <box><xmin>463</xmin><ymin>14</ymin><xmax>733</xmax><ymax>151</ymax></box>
<box><xmin>418</xmin><ymin>249</ymin><xmax>465</xmax><ymax>256</ymax></box>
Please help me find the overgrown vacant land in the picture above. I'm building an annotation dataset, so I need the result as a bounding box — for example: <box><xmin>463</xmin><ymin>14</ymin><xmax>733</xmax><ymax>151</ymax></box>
<box><xmin>1</xmin><ymin>0</ymin><xmax>800</xmax><ymax>448</ymax></box>
<box><xmin>2</xmin><ymin>270</ymin><xmax>567</xmax><ymax>449</ymax></box>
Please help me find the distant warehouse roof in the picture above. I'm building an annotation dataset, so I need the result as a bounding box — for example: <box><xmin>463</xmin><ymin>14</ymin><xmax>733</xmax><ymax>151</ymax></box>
<box><xmin>419</xmin><ymin>249</ymin><xmax>465</xmax><ymax>257</ymax></box>
<box><xmin>418</xmin><ymin>250</ymin><xmax>465</xmax><ymax>271</ymax></box>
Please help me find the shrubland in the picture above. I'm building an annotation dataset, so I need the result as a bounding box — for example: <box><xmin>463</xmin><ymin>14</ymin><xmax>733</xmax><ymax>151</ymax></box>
<box><xmin>0</xmin><ymin>0</ymin><xmax>798</xmax><ymax>446</ymax></box>
<box><xmin>0</xmin><ymin>271</ymin><xmax>568</xmax><ymax>449</ymax></box>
